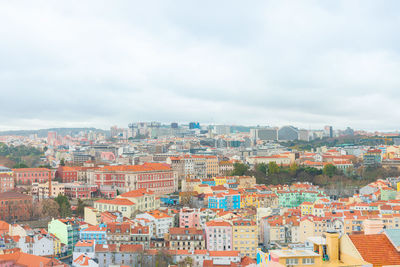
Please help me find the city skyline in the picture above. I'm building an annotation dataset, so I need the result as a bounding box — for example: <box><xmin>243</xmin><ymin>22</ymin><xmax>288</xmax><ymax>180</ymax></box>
<box><xmin>1</xmin><ymin>1</ymin><xmax>400</xmax><ymax>131</ymax></box>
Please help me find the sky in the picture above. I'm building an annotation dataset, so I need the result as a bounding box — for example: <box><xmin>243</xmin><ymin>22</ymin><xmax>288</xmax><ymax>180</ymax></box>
<box><xmin>1</xmin><ymin>1</ymin><xmax>400</xmax><ymax>131</ymax></box>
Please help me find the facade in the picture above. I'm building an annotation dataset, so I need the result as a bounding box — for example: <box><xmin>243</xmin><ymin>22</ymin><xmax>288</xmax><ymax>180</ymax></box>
<box><xmin>64</xmin><ymin>183</ymin><xmax>98</xmax><ymax>199</ymax></box>
<box><xmin>94</xmin><ymin>198</ymin><xmax>136</xmax><ymax>218</ymax></box>
<box><xmin>232</xmin><ymin>219</ymin><xmax>258</xmax><ymax>258</ymax></box>
<box><xmin>0</xmin><ymin>192</ymin><xmax>33</xmax><ymax>222</ymax></box>
<box><xmin>136</xmin><ymin>210</ymin><xmax>173</xmax><ymax>238</ymax></box>
<box><xmin>278</xmin><ymin>126</ymin><xmax>299</xmax><ymax>141</ymax></box>
<box><xmin>94</xmin><ymin>163</ymin><xmax>177</xmax><ymax>194</ymax></box>
<box><xmin>167</xmin><ymin>227</ymin><xmax>205</xmax><ymax>251</ymax></box>
<box><xmin>80</xmin><ymin>224</ymin><xmax>107</xmax><ymax>245</ymax></box>
<box><xmin>48</xmin><ymin>218</ymin><xmax>80</xmax><ymax>255</ymax></box>
<box><xmin>117</xmin><ymin>188</ymin><xmax>160</xmax><ymax>212</ymax></box>
<box><xmin>57</xmin><ymin>166</ymin><xmax>79</xmax><ymax>183</ymax></box>
<box><xmin>0</xmin><ymin>173</ymin><xmax>14</xmax><ymax>193</ymax></box>
<box><xmin>17</xmin><ymin>235</ymin><xmax>54</xmax><ymax>256</ymax></box>
<box><xmin>205</xmin><ymin>220</ymin><xmax>232</xmax><ymax>251</ymax></box>
<box><xmin>363</xmin><ymin>149</ymin><xmax>382</xmax><ymax>166</ymax></box>
<box><xmin>32</xmin><ymin>181</ymin><xmax>65</xmax><ymax>199</ymax></box>
<box><xmin>13</xmin><ymin>168</ymin><xmax>51</xmax><ymax>185</ymax></box>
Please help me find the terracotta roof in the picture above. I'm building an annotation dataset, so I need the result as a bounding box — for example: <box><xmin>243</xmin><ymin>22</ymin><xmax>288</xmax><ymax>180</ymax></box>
<box><xmin>206</xmin><ymin>220</ymin><xmax>231</xmax><ymax>227</ymax></box>
<box><xmin>169</xmin><ymin>227</ymin><xmax>203</xmax><ymax>235</ymax></box>
<box><xmin>349</xmin><ymin>233</ymin><xmax>400</xmax><ymax>265</ymax></box>
<box><xmin>95</xmin><ymin>244</ymin><xmax>117</xmax><ymax>252</ymax></box>
<box><xmin>95</xmin><ymin>198</ymin><xmax>135</xmax><ymax>206</ymax></box>
<box><xmin>119</xmin><ymin>188</ymin><xmax>154</xmax><ymax>198</ymax></box>
<box><xmin>75</xmin><ymin>240</ymin><xmax>95</xmax><ymax>247</ymax></box>
<box><xmin>119</xmin><ymin>244</ymin><xmax>143</xmax><ymax>252</ymax></box>
<box><xmin>100</xmin><ymin>162</ymin><xmax>171</xmax><ymax>172</ymax></box>
<box><xmin>209</xmin><ymin>251</ymin><xmax>240</xmax><ymax>257</ymax></box>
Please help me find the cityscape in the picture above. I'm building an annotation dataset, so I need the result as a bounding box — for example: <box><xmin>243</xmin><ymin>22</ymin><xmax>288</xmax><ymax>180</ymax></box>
<box><xmin>2</xmin><ymin>1</ymin><xmax>400</xmax><ymax>267</ymax></box>
<box><xmin>0</xmin><ymin>123</ymin><xmax>400</xmax><ymax>266</ymax></box>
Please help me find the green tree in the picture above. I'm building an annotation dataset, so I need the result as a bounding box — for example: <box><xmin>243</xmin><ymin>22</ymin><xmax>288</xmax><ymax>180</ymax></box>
<box><xmin>12</xmin><ymin>162</ymin><xmax>29</xmax><ymax>168</ymax></box>
<box><xmin>323</xmin><ymin>164</ymin><xmax>337</xmax><ymax>177</ymax></box>
<box><xmin>76</xmin><ymin>199</ymin><xmax>87</xmax><ymax>217</ymax></box>
<box><xmin>54</xmin><ymin>194</ymin><xmax>72</xmax><ymax>217</ymax></box>
<box><xmin>289</xmin><ymin>163</ymin><xmax>298</xmax><ymax>175</ymax></box>
<box><xmin>231</xmin><ymin>162</ymin><xmax>249</xmax><ymax>176</ymax></box>
<box><xmin>268</xmin><ymin>162</ymin><xmax>280</xmax><ymax>175</ymax></box>
<box><xmin>255</xmin><ymin>163</ymin><xmax>268</xmax><ymax>175</ymax></box>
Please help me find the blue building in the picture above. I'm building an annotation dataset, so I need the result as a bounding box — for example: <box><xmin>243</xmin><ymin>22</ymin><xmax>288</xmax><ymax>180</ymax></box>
<box><xmin>208</xmin><ymin>195</ymin><xmax>227</xmax><ymax>210</ymax></box>
<box><xmin>202</xmin><ymin>179</ymin><xmax>216</xmax><ymax>186</ymax></box>
<box><xmin>225</xmin><ymin>193</ymin><xmax>241</xmax><ymax>210</ymax></box>
<box><xmin>80</xmin><ymin>223</ymin><xmax>107</xmax><ymax>244</ymax></box>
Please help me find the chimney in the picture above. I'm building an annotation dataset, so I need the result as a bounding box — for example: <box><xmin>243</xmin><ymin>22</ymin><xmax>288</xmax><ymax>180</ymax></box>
<box><xmin>325</xmin><ymin>232</ymin><xmax>339</xmax><ymax>262</ymax></box>
<box><xmin>363</xmin><ymin>219</ymin><xmax>384</xmax><ymax>235</ymax></box>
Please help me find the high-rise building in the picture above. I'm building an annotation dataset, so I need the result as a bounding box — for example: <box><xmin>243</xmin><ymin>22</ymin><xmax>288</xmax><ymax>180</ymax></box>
<box><xmin>324</xmin><ymin>126</ymin><xmax>333</xmax><ymax>138</ymax></box>
<box><xmin>189</xmin><ymin>122</ymin><xmax>200</xmax><ymax>129</ymax></box>
<box><xmin>214</xmin><ymin>125</ymin><xmax>231</xmax><ymax>135</ymax></box>
<box><xmin>278</xmin><ymin>126</ymin><xmax>299</xmax><ymax>141</ymax></box>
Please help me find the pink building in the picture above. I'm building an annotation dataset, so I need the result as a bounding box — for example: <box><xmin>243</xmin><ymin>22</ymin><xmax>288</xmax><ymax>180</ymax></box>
<box><xmin>205</xmin><ymin>220</ymin><xmax>232</xmax><ymax>251</ymax></box>
<box><xmin>179</xmin><ymin>208</ymin><xmax>201</xmax><ymax>228</ymax></box>
<box><xmin>64</xmin><ymin>183</ymin><xmax>98</xmax><ymax>199</ymax></box>
<box><xmin>0</xmin><ymin>174</ymin><xmax>14</xmax><ymax>193</ymax></box>
<box><xmin>94</xmin><ymin>163</ymin><xmax>177</xmax><ymax>195</ymax></box>
<box><xmin>13</xmin><ymin>168</ymin><xmax>51</xmax><ymax>185</ymax></box>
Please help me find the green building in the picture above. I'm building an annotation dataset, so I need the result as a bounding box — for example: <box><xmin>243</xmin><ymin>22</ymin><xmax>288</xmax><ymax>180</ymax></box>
<box><xmin>48</xmin><ymin>218</ymin><xmax>80</xmax><ymax>255</ymax></box>
<box><xmin>276</xmin><ymin>190</ymin><xmax>326</xmax><ymax>208</ymax></box>
<box><xmin>381</xmin><ymin>188</ymin><xmax>397</xmax><ymax>201</ymax></box>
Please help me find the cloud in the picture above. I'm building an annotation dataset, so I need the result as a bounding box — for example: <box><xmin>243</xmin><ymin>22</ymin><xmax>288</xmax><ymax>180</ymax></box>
<box><xmin>0</xmin><ymin>0</ymin><xmax>400</xmax><ymax>131</ymax></box>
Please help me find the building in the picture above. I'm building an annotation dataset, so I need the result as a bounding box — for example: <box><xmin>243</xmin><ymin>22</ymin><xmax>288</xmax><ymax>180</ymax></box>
<box><xmin>13</xmin><ymin>168</ymin><xmax>51</xmax><ymax>185</ymax></box>
<box><xmin>48</xmin><ymin>218</ymin><xmax>80</xmax><ymax>255</ymax></box>
<box><xmin>94</xmin><ymin>198</ymin><xmax>136</xmax><ymax>218</ymax></box>
<box><xmin>232</xmin><ymin>219</ymin><xmax>258</xmax><ymax>258</ymax></box>
<box><xmin>205</xmin><ymin>220</ymin><xmax>232</xmax><ymax>251</ymax></box>
<box><xmin>278</xmin><ymin>126</ymin><xmax>299</xmax><ymax>141</ymax></box>
<box><xmin>64</xmin><ymin>183</ymin><xmax>98</xmax><ymax>199</ymax></box>
<box><xmin>167</xmin><ymin>227</ymin><xmax>205</xmax><ymax>251</ymax></box>
<box><xmin>0</xmin><ymin>173</ymin><xmax>14</xmax><ymax>193</ymax></box>
<box><xmin>16</xmin><ymin>234</ymin><xmax>54</xmax><ymax>256</ymax></box>
<box><xmin>80</xmin><ymin>224</ymin><xmax>107</xmax><ymax>245</ymax></box>
<box><xmin>117</xmin><ymin>188</ymin><xmax>160</xmax><ymax>212</ymax></box>
<box><xmin>363</xmin><ymin>149</ymin><xmax>382</xmax><ymax>166</ymax></box>
<box><xmin>32</xmin><ymin>181</ymin><xmax>65</xmax><ymax>199</ymax></box>
<box><xmin>255</xmin><ymin>128</ymin><xmax>278</xmax><ymax>141</ymax></box>
<box><xmin>0</xmin><ymin>191</ymin><xmax>33</xmax><ymax>222</ymax></box>
<box><xmin>94</xmin><ymin>163</ymin><xmax>177</xmax><ymax>194</ymax></box>
<box><xmin>136</xmin><ymin>210</ymin><xmax>173</xmax><ymax>239</ymax></box>
<box><xmin>57</xmin><ymin>166</ymin><xmax>79</xmax><ymax>183</ymax></box>
<box><xmin>324</xmin><ymin>125</ymin><xmax>333</xmax><ymax>138</ymax></box>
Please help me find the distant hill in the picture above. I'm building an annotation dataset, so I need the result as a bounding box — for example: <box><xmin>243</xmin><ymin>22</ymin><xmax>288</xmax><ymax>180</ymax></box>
<box><xmin>0</xmin><ymin>128</ymin><xmax>109</xmax><ymax>137</ymax></box>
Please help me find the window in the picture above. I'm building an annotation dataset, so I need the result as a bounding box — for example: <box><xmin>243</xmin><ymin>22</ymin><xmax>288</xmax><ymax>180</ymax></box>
<box><xmin>302</xmin><ymin>258</ymin><xmax>314</xmax><ymax>264</ymax></box>
<box><xmin>286</xmin><ymin>258</ymin><xmax>298</xmax><ymax>265</ymax></box>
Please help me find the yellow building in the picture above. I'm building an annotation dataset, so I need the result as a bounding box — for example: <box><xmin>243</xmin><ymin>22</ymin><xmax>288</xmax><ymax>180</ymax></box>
<box><xmin>117</xmin><ymin>188</ymin><xmax>160</xmax><ymax>212</ymax></box>
<box><xmin>300</xmin><ymin>201</ymin><xmax>314</xmax><ymax>216</ymax></box>
<box><xmin>240</xmin><ymin>192</ymin><xmax>260</xmax><ymax>208</ymax></box>
<box><xmin>84</xmin><ymin>206</ymin><xmax>101</xmax><ymax>225</ymax></box>
<box><xmin>193</xmin><ymin>184</ymin><xmax>212</xmax><ymax>194</ymax></box>
<box><xmin>258</xmin><ymin>232</ymin><xmax>370</xmax><ymax>267</ymax></box>
<box><xmin>206</xmin><ymin>156</ymin><xmax>219</xmax><ymax>177</ymax></box>
<box><xmin>214</xmin><ymin>176</ymin><xmax>227</xmax><ymax>186</ymax></box>
<box><xmin>232</xmin><ymin>219</ymin><xmax>258</xmax><ymax>259</ymax></box>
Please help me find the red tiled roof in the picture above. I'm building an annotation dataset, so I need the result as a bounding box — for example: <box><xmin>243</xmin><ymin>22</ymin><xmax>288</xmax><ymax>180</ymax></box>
<box><xmin>349</xmin><ymin>234</ymin><xmax>400</xmax><ymax>265</ymax></box>
<box><xmin>209</xmin><ymin>251</ymin><xmax>240</xmax><ymax>257</ymax></box>
<box><xmin>95</xmin><ymin>198</ymin><xmax>134</xmax><ymax>206</ymax></box>
<box><xmin>119</xmin><ymin>188</ymin><xmax>154</xmax><ymax>198</ymax></box>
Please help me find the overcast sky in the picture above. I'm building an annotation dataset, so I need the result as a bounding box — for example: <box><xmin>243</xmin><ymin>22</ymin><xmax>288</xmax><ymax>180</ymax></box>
<box><xmin>1</xmin><ymin>1</ymin><xmax>400</xmax><ymax>131</ymax></box>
